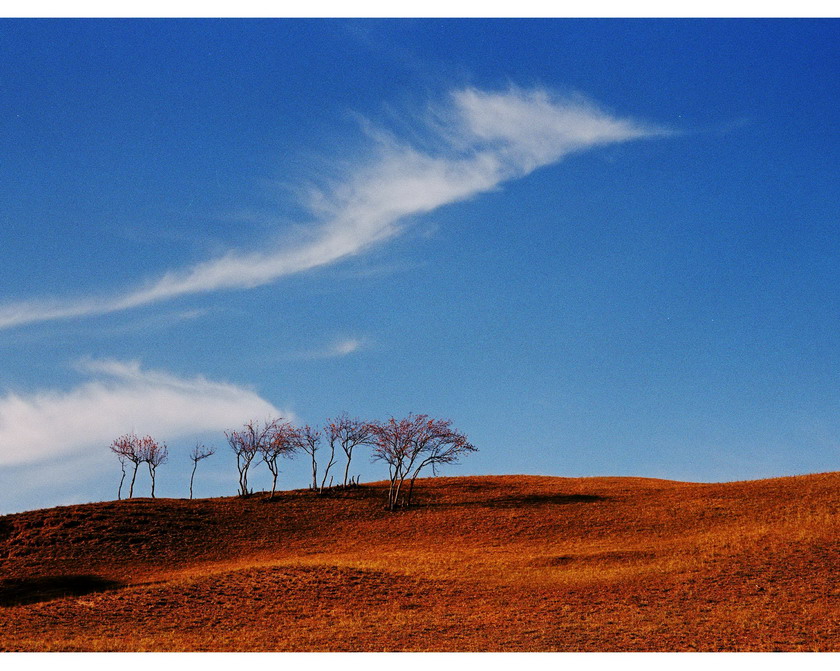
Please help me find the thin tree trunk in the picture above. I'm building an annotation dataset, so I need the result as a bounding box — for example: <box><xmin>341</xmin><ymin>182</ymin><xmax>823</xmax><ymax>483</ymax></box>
<box><xmin>393</xmin><ymin>477</ymin><xmax>405</xmax><ymax>510</ymax></box>
<box><xmin>406</xmin><ymin>461</ymin><xmax>430</xmax><ymax>507</ymax></box>
<box><xmin>148</xmin><ymin>462</ymin><xmax>156</xmax><ymax>498</ymax></box>
<box><xmin>388</xmin><ymin>465</ymin><xmax>403</xmax><ymax>511</ymax></box>
<box><xmin>343</xmin><ymin>450</ymin><xmax>352</xmax><ymax>487</ymax></box>
<box><xmin>387</xmin><ymin>466</ymin><xmax>396</xmax><ymax>510</ymax></box>
<box><xmin>310</xmin><ymin>453</ymin><xmax>318</xmax><ymax>490</ymax></box>
<box><xmin>407</xmin><ymin>474</ymin><xmax>418</xmax><ymax>508</ymax></box>
<box><xmin>237</xmin><ymin>454</ymin><xmax>249</xmax><ymax>497</ymax></box>
<box><xmin>129</xmin><ymin>462</ymin><xmax>139</xmax><ymax>498</ymax></box>
<box><xmin>190</xmin><ymin>461</ymin><xmax>197</xmax><ymax>499</ymax></box>
<box><xmin>266</xmin><ymin>459</ymin><xmax>278</xmax><ymax>500</ymax></box>
<box><xmin>320</xmin><ymin>443</ymin><xmax>336</xmax><ymax>493</ymax></box>
<box><xmin>118</xmin><ymin>461</ymin><xmax>126</xmax><ymax>500</ymax></box>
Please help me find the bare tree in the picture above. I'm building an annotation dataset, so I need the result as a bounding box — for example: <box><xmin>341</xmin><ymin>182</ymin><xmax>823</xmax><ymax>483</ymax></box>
<box><xmin>327</xmin><ymin>412</ymin><xmax>374</xmax><ymax>487</ymax></box>
<box><xmin>370</xmin><ymin>414</ymin><xmax>476</xmax><ymax>510</ymax></box>
<box><xmin>260</xmin><ymin>421</ymin><xmax>299</xmax><ymax>499</ymax></box>
<box><xmin>403</xmin><ymin>419</ymin><xmax>476</xmax><ymax>508</ymax></box>
<box><xmin>189</xmin><ymin>444</ymin><xmax>216</xmax><ymax>500</ymax></box>
<box><xmin>109</xmin><ymin>433</ymin><xmax>144</xmax><ymax>499</ymax></box>
<box><xmin>368</xmin><ymin>417</ymin><xmax>411</xmax><ymax>511</ymax></box>
<box><xmin>319</xmin><ymin>418</ymin><xmax>339</xmax><ymax>493</ymax></box>
<box><xmin>226</xmin><ymin>418</ymin><xmax>283</xmax><ymax>497</ymax></box>
<box><xmin>226</xmin><ymin>421</ymin><xmax>261</xmax><ymax>497</ymax></box>
<box><xmin>297</xmin><ymin>425</ymin><xmax>321</xmax><ymax>491</ymax></box>
<box><xmin>139</xmin><ymin>437</ymin><xmax>168</xmax><ymax>499</ymax></box>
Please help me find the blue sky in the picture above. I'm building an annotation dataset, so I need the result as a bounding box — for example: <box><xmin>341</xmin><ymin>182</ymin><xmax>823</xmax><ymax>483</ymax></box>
<box><xmin>1</xmin><ymin>19</ymin><xmax>838</xmax><ymax>513</ymax></box>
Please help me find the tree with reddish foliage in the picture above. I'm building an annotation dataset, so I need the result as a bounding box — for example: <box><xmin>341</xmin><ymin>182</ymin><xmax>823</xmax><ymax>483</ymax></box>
<box><xmin>109</xmin><ymin>433</ymin><xmax>167</xmax><ymax>499</ymax></box>
<box><xmin>226</xmin><ymin>418</ymin><xmax>284</xmax><ymax>497</ymax></box>
<box><xmin>138</xmin><ymin>436</ymin><xmax>168</xmax><ymax>499</ymax></box>
<box><xmin>189</xmin><ymin>444</ymin><xmax>216</xmax><ymax>500</ymax></box>
<box><xmin>226</xmin><ymin>420</ymin><xmax>263</xmax><ymax>497</ymax></box>
<box><xmin>260</xmin><ymin>421</ymin><xmax>299</xmax><ymax>499</ymax></box>
<box><xmin>326</xmin><ymin>412</ymin><xmax>374</xmax><ymax>488</ymax></box>
<box><xmin>369</xmin><ymin>414</ymin><xmax>476</xmax><ymax>510</ymax></box>
<box><xmin>109</xmin><ymin>433</ymin><xmax>144</xmax><ymax>499</ymax></box>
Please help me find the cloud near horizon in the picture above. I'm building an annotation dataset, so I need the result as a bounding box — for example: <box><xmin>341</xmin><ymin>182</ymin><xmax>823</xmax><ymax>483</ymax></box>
<box><xmin>0</xmin><ymin>86</ymin><xmax>664</xmax><ymax>330</ymax></box>
<box><xmin>0</xmin><ymin>359</ymin><xmax>285</xmax><ymax>467</ymax></box>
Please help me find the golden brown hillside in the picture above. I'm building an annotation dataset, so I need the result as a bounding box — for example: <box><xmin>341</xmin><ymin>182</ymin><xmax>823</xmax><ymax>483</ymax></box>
<box><xmin>0</xmin><ymin>473</ymin><xmax>838</xmax><ymax>651</ymax></box>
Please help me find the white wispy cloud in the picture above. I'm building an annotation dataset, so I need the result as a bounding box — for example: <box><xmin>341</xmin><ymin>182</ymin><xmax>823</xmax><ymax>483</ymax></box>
<box><xmin>330</xmin><ymin>338</ymin><xmax>363</xmax><ymax>356</ymax></box>
<box><xmin>0</xmin><ymin>359</ymin><xmax>285</xmax><ymax>466</ymax></box>
<box><xmin>288</xmin><ymin>337</ymin><xmax>366</xmax><ymax>361</ymax></box>
<box><xmin>0</xmin><ymin>86</ymin><xmax>664</xmax><ymax>330</ymax></box>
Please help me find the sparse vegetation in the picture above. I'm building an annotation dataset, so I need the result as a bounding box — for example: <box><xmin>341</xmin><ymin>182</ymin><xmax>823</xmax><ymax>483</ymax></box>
<box><xmin>106</xmin><ymin>413</ymin><xmax>476</xmax><ymax>509</ymax></box>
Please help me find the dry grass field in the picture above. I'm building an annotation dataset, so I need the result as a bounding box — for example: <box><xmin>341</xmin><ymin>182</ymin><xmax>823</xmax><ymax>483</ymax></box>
<box><xmin>0</xmin><ymin>473</ymin><xmax>838</xmax><ymax>651</ymax></box>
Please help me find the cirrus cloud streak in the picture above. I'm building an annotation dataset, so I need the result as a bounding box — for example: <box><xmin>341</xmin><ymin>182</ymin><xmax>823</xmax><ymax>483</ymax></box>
<box><xmin>0</xmin><ymin>86</ymin><xmax>664</xmax><ymax>330</ymax></box>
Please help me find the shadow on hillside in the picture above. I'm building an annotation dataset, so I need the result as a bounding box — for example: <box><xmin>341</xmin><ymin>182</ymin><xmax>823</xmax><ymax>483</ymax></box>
<box><xmin>0</xmin><ymin>575</ymin><xmax>124</xmax><ymax>607</ymax></box>
<box><xmin>428</xmin><ymin>492</ymin><xmax>607</xmax><ymax>509</ymax></box>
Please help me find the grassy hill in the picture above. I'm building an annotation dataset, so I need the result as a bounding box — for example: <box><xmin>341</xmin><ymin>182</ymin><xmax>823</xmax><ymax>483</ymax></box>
<box><xmin>0</xmin><ymin>473</ymin><xmax>838</xmax><ymax>651</ymax></box>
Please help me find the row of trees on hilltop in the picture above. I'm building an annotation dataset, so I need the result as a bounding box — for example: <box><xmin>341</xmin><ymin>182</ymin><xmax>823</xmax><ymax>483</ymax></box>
<box><xmin>109</xmin><ymin>434</ymin><xmax>170</xmax><ymax>500</ymax></box>
<box><xmin>109</xmin><ymin>413</ymin><xmax>476</xmax><ymax>510</ymax></box>
<box><xmin>109</xmin><ymin>435</ymin><xmax>215</xmax><ymax>500</ymax></box>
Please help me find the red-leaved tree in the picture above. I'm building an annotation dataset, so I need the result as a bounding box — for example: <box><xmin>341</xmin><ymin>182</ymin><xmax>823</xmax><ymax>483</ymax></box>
<box><xmin>109</xmin><ymin>433</ymin><xmax>168</xmax><ymax>499</ymax></box>
<box><xmin>369</xmin><ymin>414</ymin><xmax>476</xmax><ymax>510</ymax></box>
<box><xmin>138</xmin><ymin>436</ymin><xmax>168</xmax><ymax>499</ymax></box>
<box><xmin>260</xmin><ymin>421</ymin><xmax>300</xmax><ymax>499</ymax></box>
<box><xmin>226</xmin><ymin>418</ymin><xmax>284</xmax><ymax>497</ymax></box>
<box><xmin>109</xmin><ymin>433</ymin><xmax>144</xmax><ymax>499</ymax></box>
